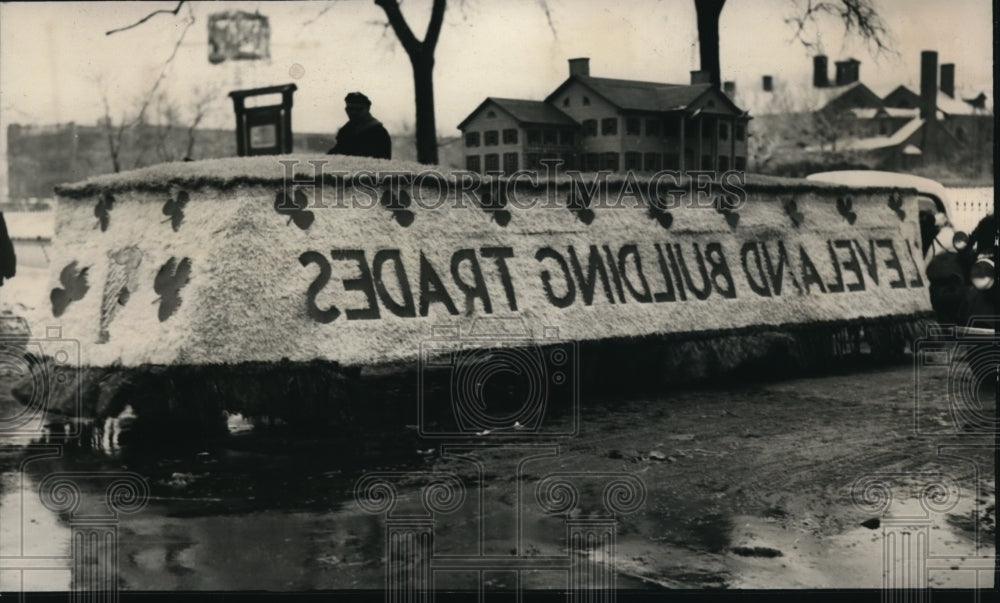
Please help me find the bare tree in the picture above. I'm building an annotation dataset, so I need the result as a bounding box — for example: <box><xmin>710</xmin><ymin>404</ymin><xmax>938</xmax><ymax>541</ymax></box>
<box><xmin>95</xmin><ymin>75</ymin><xmax>127</xmax><ymax>173</ymax></box>
<box><xmin>97</xmin><ymin>1</ymin><xmax>197</xmax><ymax>172</ymax></box>
<box><xmin>113</xmin><ymin>1</ymin><xmax>557</xmax><ymax>166</ymax></box>
<box><xmin>94</xmin><ymin>75</ymin><xmax>221</xmax><ymax>171</ymax></box>
<box><xmin>693</xmin><ymin>0</ymin><xmax>726</xmax><ymax>88</ymax></box>
<box><xmin>694</xmin><ymin>0</ymin><xmax>892</xmax><ymax>88</ymax></box>
<box><xmin>373</xmin><ymin>0</ymin><xmax>446</xmax><ymax>165</ymax></box>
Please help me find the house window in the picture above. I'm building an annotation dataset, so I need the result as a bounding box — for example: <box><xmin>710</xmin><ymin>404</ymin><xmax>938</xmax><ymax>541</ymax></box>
<box><xmin>526</xmin><ymin>153</ymin><xmax>542</xmax><ymax>169</ymax></box>
<box><xmin>563</xmin><ymin>97</ymin><xmax>570</xmax><ymax>107</ymax></box>
<box><xmin>503</xmin><ymin>152</ymin><xmax>519</xmax><ymax>175</ymax></box>
<box><xmin>560</xmin><ymin>130</ymin><xmax>574</xmax><ymax>145</ymax></box>
<box><xmin>484</xmin><ymin>130</ymin><xmax>499</xmax><ymax>146</ymax></box>
<box><xmin>701</xmin><ymin>155</ymin><xmax>713</xmax><ymax>170</ymax></box>
<box><xmin>485</xmin><ymin>153</ymin><xmax>500</xmax><ymax>172</ymax></box>
<box><xmin>502</xmin><ymin>129</ymin><xmax>518</xmax><ymax>144</ymax></box>
<box><xmin>584</xmin><ymin>153</ymin><xmax>600</xmax><ymax>171</ymax></box>
<box><xmin>684</xmin><ymin>149</ymin><xmax>694</xmax><ymax>169</ymax></box>
<box><xmin>561</xmin><ymin>153</ymin><xmax>575</xmax><ymax>170</ymax></box>
<box><xmin>719</xmin><ymin>123</ymin><xmax>729</xmax><ymax>141</ymax></box>
<box><xmin>646</xmin><ymin>120</ymin><xmax>661</xmax><ymax>137</ymax></box>
<box><xmin>601</xmin><ymin>118</ymin><xmax>618</xmax><ymax>136</ymax></box>
<box><xmin>718</xmin><ymin>155</ymin><xmax>730</xmax><ymax>171</ymax></box>
<box><xmin>735</xmin><ymin>124</ymin><xmax>745</xmax><ymax>140</ymax></box>
<box><xmin>465</xmin><ymin>132</ymin><xmax>480</xmax><ymax>147</ymax></box>
<box><xmin>878</xmin><ymin>121</ymin><xmax>888</xmax><ymax>136</ymax></box>
<box><xmin>625</xmin><ymin>117</ymin><xmax>641</xmax><ymax>135</ymax></box>
<box><xmin>684</xmin><ymin>119</ymin><xmax>698</xmax><ymax>138</ymax></box>
<box><xmin>582</xmin><ymin>119</ymin><xmax>598</xmax><ymax>137</ymax></box>
<box><xmin>583</xmin><ymin>96</ymin><xmax>591</xmax><ymax>106</ymax></box>
<box><xmin>644</xmin><ymin>153</ymin><xmax>661</xmax><ymax>171</ymax></box>
<box><xmin>734</xmin><ymin>156</ymin><xmax>746</xmax><ymax>171</ymax></box>
<box><xmin>663</xmin><ymin>153</ymin><xmax>679</xmax><ymax>170</ymax></box>
<box><xmin>543</xmin><ymin>129</ymin><xmax>558</xmax><ymax>145</ymax></box>
<box><xmin>955</xmin><ymin>126</ymin><xmax>966</xmax><ymax>142</ymax></box>
<box><xmin>601</xmin><ymin>152</ymin><xmax>620</xmax><ymax>172</ymax></box>
<box><xmin>625</xmin><ymin>152</ymin><xmax>642</xmax><ymax>171</ymax></box>
<box><xmin>466</xmin><ymin>155</ymin><xmax>481</xmax><ymax>172</ymax></box>
<box><xmin>487</xmin><ymin>110</ymin><xmax>496</xmax><ymax>118</ymax></box>
<box><xmin>527</xmin><ymin>129</ymin><xmax>541</xmax><ymax>144</ymax></box>
<box><xmin>663</xmin><ymin>118</ymin><xmax>680</xmax><ymax>138</ymax></box>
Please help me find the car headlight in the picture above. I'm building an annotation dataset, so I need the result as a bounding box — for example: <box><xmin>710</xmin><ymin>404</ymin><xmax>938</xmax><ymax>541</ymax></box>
<box><xmin>971</xmin><ymin>258</ymin><xmax>995</xmax><ymax>290</ymax></box>
<box><xmin>952</xmin><ymin>231</ymin><xmax>969</xmax><ymax>251</ymax></box>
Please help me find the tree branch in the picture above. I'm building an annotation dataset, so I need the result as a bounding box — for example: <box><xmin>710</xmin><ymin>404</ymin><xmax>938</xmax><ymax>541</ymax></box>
<box><xmin>129</xmin><ymin>7</ymin><xmax>195</xmax><ymax>130</ymax></box>
<box><xmin>537</xmin><ymin>0</ymin><xmax>558</xmax><ymax>39</ymax></box>
<box><xmin>106</xmin><ymin>0</ymin><xmax>185</xmax><ymax>36</ymax></box>
<box><xmin>785</xmin><ymin>0</ymin><xmax>894</xmax><ymax>57</ymax></box>
<box><xmin>423</xmin><ymin>0</ymin><xmax>447</xmax><ymax>52</ymax></box>
<box><xmin>302</xmin><ymin>3</ymin><xmax>335</xmax><ymax>27</ymax></box>
<box><xmin>374</xmin><ymin>0</ymin><xmax>422</xmax><ymax>55</ymax></box>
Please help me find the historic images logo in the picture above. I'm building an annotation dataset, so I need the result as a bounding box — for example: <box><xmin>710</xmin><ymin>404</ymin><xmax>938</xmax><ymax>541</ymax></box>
<box><xmin>277</xmin><ymin>158</ymin><xmax>748</xmax><ymax>213</ymax></box>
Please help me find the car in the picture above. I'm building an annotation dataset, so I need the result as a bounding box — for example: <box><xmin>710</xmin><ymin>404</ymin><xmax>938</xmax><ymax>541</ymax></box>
<box><xmin>806</xmin><ymin>171</ymin><xmax>995</xmax><ymax>334</ymax></box>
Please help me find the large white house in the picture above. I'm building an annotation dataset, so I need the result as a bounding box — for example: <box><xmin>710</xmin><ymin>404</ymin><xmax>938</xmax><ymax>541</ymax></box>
<box><xmin>457</xmin><ymin>58</ymin><xmax>750</xmax><ymax>175</ymax></box>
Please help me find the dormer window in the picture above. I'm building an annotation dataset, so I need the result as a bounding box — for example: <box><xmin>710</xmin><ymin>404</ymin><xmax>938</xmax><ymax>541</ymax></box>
<box><xmin>487</xmin><ymin>110</ymin><xmax>497</xmax><ymax>118</ymax></box>
<box><xmin>563</xmin><ymin>97</ymin><xmax>570</xmax><ymax>107</ymax></box>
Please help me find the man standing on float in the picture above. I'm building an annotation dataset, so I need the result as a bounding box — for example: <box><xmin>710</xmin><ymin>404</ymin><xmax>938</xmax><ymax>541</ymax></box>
<box><xmin>327</xmin><ymin>92</ymin><xmax>392</xmax><ymax>160</ymax></box>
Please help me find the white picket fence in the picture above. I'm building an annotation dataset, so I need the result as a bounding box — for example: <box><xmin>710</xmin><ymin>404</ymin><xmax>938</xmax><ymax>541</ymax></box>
<box><xmin>944</xmin><ymin>187</ymin><xmax>994</xmax><ymax>235</ymax></box>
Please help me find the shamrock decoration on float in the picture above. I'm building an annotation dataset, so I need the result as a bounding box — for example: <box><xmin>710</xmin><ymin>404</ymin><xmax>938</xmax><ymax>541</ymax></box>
<box><xmin>153</xmin><ymin>257</ymin><xmax>192</xmax><ymax>322</ymax></box>
<box><xmin>50</xmin><ymin>261</ymin><xmax>90</xmax><ymax>317</ymax></box>
<box><xmin>274</xmin><ymin>188</ymin><xmax>315</xmax><ymax>230</ymax></box>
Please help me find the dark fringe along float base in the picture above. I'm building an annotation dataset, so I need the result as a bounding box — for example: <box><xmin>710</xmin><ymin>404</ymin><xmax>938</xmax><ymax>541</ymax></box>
<box><xmin>9</xmin><ymin>316</ymin><xmax>935</xmax><ymax>441</ymax></box>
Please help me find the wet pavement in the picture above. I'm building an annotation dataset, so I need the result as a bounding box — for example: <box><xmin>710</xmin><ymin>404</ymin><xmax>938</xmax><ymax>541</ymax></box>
<box><xmin>0</xmin><ymin>360</ymin><xmax>995</xmax><ymax>592</ymax></box>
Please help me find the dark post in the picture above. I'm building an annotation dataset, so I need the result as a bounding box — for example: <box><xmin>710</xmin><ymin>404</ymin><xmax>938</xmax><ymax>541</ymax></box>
<box><xmin>813</xmin><ymin>55</ymin><xmax>829</xmax><ymax>88</ymax></box>
<box><xmin>920</xmin><ymin>51</ymin><xmax>938</xmax><ymax>120</ymax></box>
<box><xmin>939</xmin><ymin>63</ymin><xmax>955</xmax><ymax>98</ymax></box>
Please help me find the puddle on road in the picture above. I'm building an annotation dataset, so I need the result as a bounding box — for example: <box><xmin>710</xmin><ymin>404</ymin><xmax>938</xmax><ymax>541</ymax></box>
<box><xmin>0</xmin><ymin>426</ymin><xmax>993</xmax><ymax>592</ymax></box>
<box><xmin>0</xmin><ymin>469</ymin><xmax>72</xmax><ymax>592</ymax></box>
<box><xmin>725</xmin><ymin>493</ymin><xmax>995</xmax><ymax>589</ymax></box>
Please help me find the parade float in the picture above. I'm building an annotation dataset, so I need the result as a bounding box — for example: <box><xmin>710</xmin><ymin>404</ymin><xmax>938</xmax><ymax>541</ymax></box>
<box><xmin>8</xmin><ymin>156</ymin><xmax>935</xmax><ymax>437</ymax></box>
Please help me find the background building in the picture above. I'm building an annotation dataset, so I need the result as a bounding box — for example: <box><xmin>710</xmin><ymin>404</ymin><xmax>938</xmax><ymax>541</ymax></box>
<box><xmin>459</xmin><ymin>58</ymin><xmax>750</xmax><ymax>174</ymax></box>
<box><xmin>737</xmin><ymin>50</ymin><xmax>992</xmax><ymax>178</ymax></box>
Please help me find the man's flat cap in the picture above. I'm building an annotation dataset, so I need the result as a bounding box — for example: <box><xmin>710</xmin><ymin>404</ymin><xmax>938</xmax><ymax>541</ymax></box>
<box><xmin>345</xmin><ymin>92</ymin><xmax>372</xmax><ymax>106</ymax></box>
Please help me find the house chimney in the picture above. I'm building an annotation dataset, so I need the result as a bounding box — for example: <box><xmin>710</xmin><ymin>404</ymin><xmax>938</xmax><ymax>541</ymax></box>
<box><xmin>762</xmin><ymin>75</ymin><xmax>773</xmax><ymax>92</ymax></box>
<box><xmin>568</xmin><ymin>58</ymin><xmax>590</xmax><ymax>77</ymax></box>
<box><xmin>940</xmin><ymin>63</ymin><xmax>955</xmax><ymax>98</ymax></box>
<box><xmin>920</xmin><ymin>50</ymin><xmax>938</xmax><ymax>120</ymax></box>
<box><xmin>834</xmin><ymin>59</ymin><xmax>860</xmax><ymax>86</ymax></box>
<box><xmin>690</xmin><ymin>70</ymin><xmax>711</xmax><ymax>85</ymax></box>
<box><xmin>723</xmin><ymin>81</ymin><xmax>736</xmax><ymax>97</ymax></box>
<box><xmin>813</xmin><ymin>55</ymin><xmax>829</xmax><ymax>88</ymax></box>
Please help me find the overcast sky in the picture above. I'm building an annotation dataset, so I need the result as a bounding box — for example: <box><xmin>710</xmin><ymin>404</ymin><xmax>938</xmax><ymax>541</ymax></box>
<box><xmin>0</xmin><ymin>0</ymin><xmax>993</xmax><ymax>138</ymax></box>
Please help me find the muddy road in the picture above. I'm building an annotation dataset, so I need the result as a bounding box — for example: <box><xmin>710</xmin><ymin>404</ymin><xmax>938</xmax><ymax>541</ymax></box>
<box><xmin>0</xmin><ymin>357</ymin><xmax>995</xmax><ymax>591</ymax></box>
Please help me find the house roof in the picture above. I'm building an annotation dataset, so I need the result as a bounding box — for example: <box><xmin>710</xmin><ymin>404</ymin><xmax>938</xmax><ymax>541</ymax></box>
<box><xmin>936</xmin><ymin>91</ymin><xmax>991</xmax><ymax>116</ymax></box>
<box><xmin>883</xmin><ymin>85</ymin><xmax>920</xmax><ymax>102</ymax></box>
<box><xmin>823</xmin><ymin>116</ymin><xmax>926</xmax><ymax>152</ymax></box>
<box><xmin>849</xmin><ymin>107</ymin><xmax>921</xmax><ymax>119</ymax></box>
<box><xmin>457</xmin><ymin>97</ymin><xmax>577</xmax><ymax>130</ymax></box>
<box><xmin>544</xmin><ymin>75</ymin><xmax>742</xmax><ymax>114</ymax></box>
<box><xmin>805</xmin><ymin>81</ymin><xmax>874</xmax><ymax>111</ymax></box>
<box><xmin>735</xmin><ymin>81</ymin><xmax>876</xmax><ymax>116</ymax></box>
